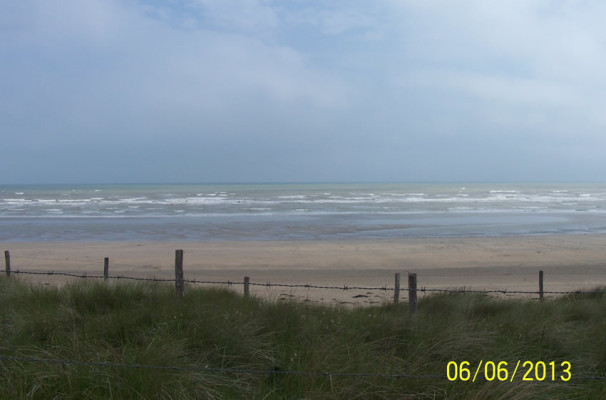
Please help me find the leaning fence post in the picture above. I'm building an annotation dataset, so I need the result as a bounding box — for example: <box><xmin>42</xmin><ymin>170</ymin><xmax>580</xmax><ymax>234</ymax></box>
<box><xmin>394</xmin><ymin>272</ymin><xmax>400</xmax><ymax>303</ymax></box>
<box><xmin>244</xmin><ymin>276</ymin><xmax>250</xmax><ymax>298</ymax></box>
<box><xmin>104</xmin><ymin>257</ymin><xmax>109</xmax><ymax>282</ymax></box>
<box><xmin>4</xmin><ymin>250</ymin><xmax>10</xmax><ymax>278</ymax></box>
<box><xmin>408</xmin><ymin>273</ymin><xmax>417</xmax><ymax>314</ymax></box>
<box><xmin>539</xmin><ymin>270</ymin><xmax>544</xmax><ymax>301</ymax></box>
<box><xmin>175</xmin><ymin>249</ymin><xmax>184</xmax><ymax>297</ymax></box>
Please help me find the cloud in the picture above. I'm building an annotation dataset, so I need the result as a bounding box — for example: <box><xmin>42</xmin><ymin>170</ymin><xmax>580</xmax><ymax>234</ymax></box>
<box><xmin>190</xmin><ymin>0</ymin><xmax>279</xmax><ymax>32</ymax></box>
<box><xmin>391</xmin><ymin>0</ymin><xmax>606</xmax><ymax>84</ymax></box>
<box><xmin>283</xmin><ymin>3</ymin><xmax>381</xmax><ymax>36</ymax></box>
<box><xmin>388</xmin><ymin>0</ymin><xmax>606</xmax><ymax>140</ymax></box>
<box><xmin>2</xmin><ymin>0</ymin><xmax>351</xmax><ymax>135</ymax></box>
<box><xmin>2</xmin><ymin>0</ymin><xmax>606</xmax><ymax>183</ymax></box>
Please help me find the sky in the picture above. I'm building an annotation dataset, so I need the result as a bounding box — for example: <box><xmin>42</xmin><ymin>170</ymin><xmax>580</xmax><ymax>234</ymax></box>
<box><xmin>2</xmin><ymin>0</ymin><xmax>606</xmax><ymax>184</ymax></box>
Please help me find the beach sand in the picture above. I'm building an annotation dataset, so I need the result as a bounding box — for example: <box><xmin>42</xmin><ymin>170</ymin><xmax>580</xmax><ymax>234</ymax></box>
<box><xmin>3</xmin><ymin>235</ymin><xmax>606</xmax><ymax>306</ymax></box>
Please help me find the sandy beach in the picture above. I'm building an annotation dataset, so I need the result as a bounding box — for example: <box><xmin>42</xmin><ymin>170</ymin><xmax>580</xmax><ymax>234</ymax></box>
<box><xmin>3</xmin><ymin>234</ymin><xmax>606</xmax><ymax>305</ymax></box>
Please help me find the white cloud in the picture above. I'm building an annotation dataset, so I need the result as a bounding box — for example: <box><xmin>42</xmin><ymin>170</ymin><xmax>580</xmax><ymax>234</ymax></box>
<box><xmin>2</xmin><ymin>0</ymin><xmax>351</xmax><ymax>128</ymax></box>
<box><xmin>285</xmin><ymin>5</ymin><xmax>380</xmax><ymax>36</ymax></box>
<box><xmin>3</xmin><ymin>0</ymin><xmax>128</xmax><ymax>49</ymax></box>
<box><xmin>391</xmin><ymin>0</ymin><xmax>606</xmax><ymax>84</ymax></box>
<box><xmin>398</xmin><ymin>70</ymin><xmax>577</xmax><ymax>108</ymax></box>
<box><xmin>389</xmin><ymin>0</ymin><xmax>606</xmax><ymax>137</ymax></box>
<box><xmin>3</xmin><ymin>0</ymin><xmax>606</xmax><ymax>183</ymax></box>
<box><xmin>190</xmin><ymin>0</ymin><xmax>279</xmax><ymax>32</ymax></box>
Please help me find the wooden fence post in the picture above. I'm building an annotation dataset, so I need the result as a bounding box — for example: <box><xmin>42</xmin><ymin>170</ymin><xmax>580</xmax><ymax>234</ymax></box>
<box><xmin>244</xmin><ymin>276</ymin><xmax>250</xmax><ymax>298</ymax></box>
<box><xmin>104</xmin><ymin>257</ymin><xmax>109</xmax><ymax>282</ymax></box>
<box><xmin>4</xmin><ymin>250</ymin><xmax>10</xmax><ymax>278</ymax></box>
<box><xmin>539</xmin><ymin>270</ymin><xmax>544</xmax><ymax>301</ymax></box>
<box><xmin>175</xmin><ymin>249</ymin><xmax>184</xmax><ymax>297</ymax></box>
<box><xmin>408</xmin><ymin>273</ymin><xmax>417</xmax><ymax>314</ymax></box>
<box><xmin>394</xmin><ymin>273</ymin><xmax>400</xmax><ymax>303</ymax></box>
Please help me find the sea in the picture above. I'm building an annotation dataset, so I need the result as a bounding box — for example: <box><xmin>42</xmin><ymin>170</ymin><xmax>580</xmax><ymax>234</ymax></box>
<box><xmin>1</xmin><ymin>183</ymin><xmax>606</xmax><ymax>242</ymax></box>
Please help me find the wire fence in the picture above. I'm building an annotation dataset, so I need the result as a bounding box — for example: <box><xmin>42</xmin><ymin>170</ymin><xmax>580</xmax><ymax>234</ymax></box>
<box><xmin>7</xmin><ymin>248</ymin><xmax>606</xmax><ymax>297</ymax></box>
<box><xmin>4</xmin><ymin>267</ymin><xmax>606</xmax><ymax>297</ymax></box>
<box><xmin>3</xmin><ymin>250</ymin><xmax>606</xmax><ymax>385</ymax></box>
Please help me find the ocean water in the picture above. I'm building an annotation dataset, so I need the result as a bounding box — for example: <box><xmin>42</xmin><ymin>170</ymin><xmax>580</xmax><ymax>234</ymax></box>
<box><xmin>1</xmin><ymin>183</ymin><xmax>606</xmax><ymax>241</ymax></box>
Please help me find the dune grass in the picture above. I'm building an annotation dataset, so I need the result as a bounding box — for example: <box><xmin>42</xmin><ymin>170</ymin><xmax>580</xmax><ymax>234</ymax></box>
<box><xmin>1</xmin><ymin>276</ymin><xmax>606</xmax><ymax>399</ymax></box>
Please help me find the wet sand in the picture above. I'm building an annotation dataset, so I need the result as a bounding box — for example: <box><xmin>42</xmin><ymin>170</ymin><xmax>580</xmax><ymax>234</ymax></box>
<box><xmin>3</xmin><ymin>235</ymin><xmax>606</xmax><ymax>305</ymax></box>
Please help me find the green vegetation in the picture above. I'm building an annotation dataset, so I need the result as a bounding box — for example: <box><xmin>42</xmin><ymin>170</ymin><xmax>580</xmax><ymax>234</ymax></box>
<box><xmin>1</xmin><ymin>276</ymin><xmax>606</xmax><ymax>399</ymax></box>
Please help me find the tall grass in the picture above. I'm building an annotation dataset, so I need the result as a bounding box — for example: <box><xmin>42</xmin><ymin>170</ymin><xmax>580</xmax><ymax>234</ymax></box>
<box><xmin>1</xmin><ymin>276</ymin><xmax>605</xmax><ymax>399</ymax></box>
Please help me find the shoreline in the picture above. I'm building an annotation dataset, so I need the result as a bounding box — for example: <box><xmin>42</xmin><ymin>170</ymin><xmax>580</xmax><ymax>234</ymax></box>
<box><xmin>3</xmin><ymin>234</ymin><xmax>606</xmax><ymax>305</ymax></box>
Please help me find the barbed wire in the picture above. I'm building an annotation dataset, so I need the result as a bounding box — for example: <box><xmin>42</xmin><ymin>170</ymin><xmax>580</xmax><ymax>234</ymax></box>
<box><xmin>2</xmin><ymin>254</ymin><xmax>162</xmax><ymax>269</ymax></box>
<box><xmin>6</xmin><ymin>270</ymin><xmax>172</xmax><ymax>282</ymax></box>
<box><xmin>3</xmin><ymin>267</ymin><xmax>606</xmax><ymax>384</ymax></box>
<box><xmin>4</xmin><ymin>268</ymin><xmax>606</xmax><ymax>296</ymax></box>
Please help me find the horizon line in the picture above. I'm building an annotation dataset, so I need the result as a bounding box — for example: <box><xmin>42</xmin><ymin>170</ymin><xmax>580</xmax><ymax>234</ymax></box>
<box><xmin>1</xmin><ymin>180</ymin><xmax>605</xmax><ymax>186</ymax></box>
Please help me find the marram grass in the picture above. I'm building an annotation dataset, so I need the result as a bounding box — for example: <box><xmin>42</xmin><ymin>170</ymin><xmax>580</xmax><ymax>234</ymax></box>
<box><xmin>1</xmin><ymin>276</ymin><xmax>606</xmax><ymax>399</ymax></box>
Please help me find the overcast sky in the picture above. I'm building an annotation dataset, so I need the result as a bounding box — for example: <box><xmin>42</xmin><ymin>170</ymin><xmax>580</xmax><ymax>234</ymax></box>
<box><xmin>2</xmin><ymin>0</ymin><xmax>606</xmax><ymax>184</ymax></box>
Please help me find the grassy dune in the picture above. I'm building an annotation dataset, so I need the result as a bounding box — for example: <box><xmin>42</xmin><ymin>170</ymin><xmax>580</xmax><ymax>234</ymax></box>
<box><xmin>1</xmin><ymin>276</ymin><xmax>605</xmax><ymax>399</ymax></box>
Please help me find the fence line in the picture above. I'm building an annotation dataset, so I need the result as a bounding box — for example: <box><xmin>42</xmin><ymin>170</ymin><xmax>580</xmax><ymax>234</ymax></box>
<box><xmin>4</xmin><ymin>268</ymin><xmax>605</xmax><ymax>297</ymax></box>
<box><xmin>4</xmin><ymin>249</ymin><xmax>606</xmax><ymax>301</ymax></box>
<box><xmin>3</xmin><ymin>249</ymin><xmax>606</xmax><ymax>384</ymax></box>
